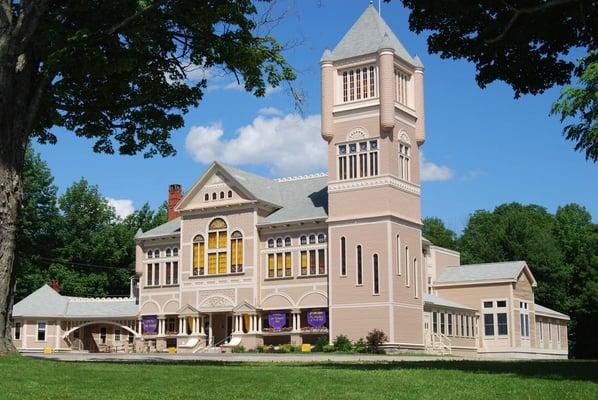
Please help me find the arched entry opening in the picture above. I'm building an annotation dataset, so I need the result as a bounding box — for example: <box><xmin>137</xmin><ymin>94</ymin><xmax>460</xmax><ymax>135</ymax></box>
<box><xmin>64</xmin><ymin>320</ymin><xmax>139</xmax><ymax>353</ymax></box>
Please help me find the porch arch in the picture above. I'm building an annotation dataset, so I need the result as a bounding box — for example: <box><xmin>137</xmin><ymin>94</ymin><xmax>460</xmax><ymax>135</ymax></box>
<box><xmin>63</xmin><ymin>320</ymin><xmax>140</xmax><ymax>339</ymax></box>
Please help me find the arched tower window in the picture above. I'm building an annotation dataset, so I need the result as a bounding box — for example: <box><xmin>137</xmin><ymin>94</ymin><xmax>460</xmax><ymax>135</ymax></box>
<box><xmin>373</xmin><ymin>254</ymin><xmax>380</xmax><ymax>295</ymax></box>
<box><xmin>230</xmin><ymin>231</ymin><xmax>243</xmax><ymax>273</ymax></box>
<box><xmin>399</xmin><ymin>132</ymin><xmax>411</xmax><ymax>182</ymax></box>
<box><xmin>192</xmin><ymin>235</ymin><xmax>205</xmax><ymax>276</ymax></box>
<box><xmin>208</xmin><ymin>218</ymin><xmax>227</xmax><ymax>274</ymax></box>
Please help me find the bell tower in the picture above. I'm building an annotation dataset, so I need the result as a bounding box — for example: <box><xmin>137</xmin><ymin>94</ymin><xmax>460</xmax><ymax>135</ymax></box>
<box><xmin>323</xmin><ymin>5</ymin><xmax>426</xmax><ymax>349</ymax></box>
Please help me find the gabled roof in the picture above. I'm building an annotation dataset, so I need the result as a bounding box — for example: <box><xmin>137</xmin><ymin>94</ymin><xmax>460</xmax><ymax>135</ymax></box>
<box><xmin>435</xmin><ymin>261</ymin><xmax>537</xmax><ymax>287</ymax></box>
<box><xmin>324</xmin><ymin>4</ymin><xmax>418</xmax><ymax>65</ymax></box>
<box><xmin>135</xmin><ymin>217</ymin><xmax>181</xmax><ymax>240</ymax></box>
<box><xmin>218</xmin><ymin>163</ymin><xmax>283</xmax><ymax>206</ymax></box>
<box><xmin>535</xmin><ymin>304</ymin><xmax>570</xmax><ymax>320</ymax></box>
<box><xmin>424</xmin><ymin>293</ymin><xmax>476</xmax><ymax>311</ymax></box>
<box><xmin>13</xmin><ymin>285</ymin><xmax>138</xmax><ymax>318</ymax></box>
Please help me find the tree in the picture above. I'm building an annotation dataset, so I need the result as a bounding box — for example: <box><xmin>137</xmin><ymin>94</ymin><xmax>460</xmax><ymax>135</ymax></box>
<box><xmin>14</xmin><ymin>147</ymin><xmax>60</xmax><ymax>301</ymax></box>
<box><xmin>422</xmin><ymin>216</ymin><xmax>457</xmax><ymax>250</ymax></box>
<box><xmin>395</xmin><ymin>0</ymin><xmax>598</xmax><ymax>160</ymax></box>
<box><xmin>0</xmin><ymin>0</ymin><xmax>294</xmax><ymax>354</ymax></box>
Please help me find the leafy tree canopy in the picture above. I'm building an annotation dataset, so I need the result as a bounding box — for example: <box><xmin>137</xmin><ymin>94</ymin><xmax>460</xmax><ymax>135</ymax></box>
<box><xmin>393</xmin><ymin>0</ymin><xmax>598</xmax><ymax>160</ymax></box>
<box><xmin>422</xmin><ymin>217</ymin><xmax>457</xmax><ymax>250</ymax></box>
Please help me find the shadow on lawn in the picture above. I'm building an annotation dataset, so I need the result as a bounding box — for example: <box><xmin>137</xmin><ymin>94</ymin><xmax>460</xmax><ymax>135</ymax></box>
<box><xmin>313</xmin><ymin>360</ymin><xmax>598</xmax><ymax>382</ymax></box>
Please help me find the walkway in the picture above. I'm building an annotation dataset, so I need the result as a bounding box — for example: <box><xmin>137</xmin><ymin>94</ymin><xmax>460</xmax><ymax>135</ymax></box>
<box><xmin>24</xmin><ymin>352</ymin><xmax>455</xmax><ymax>363</ymax></box>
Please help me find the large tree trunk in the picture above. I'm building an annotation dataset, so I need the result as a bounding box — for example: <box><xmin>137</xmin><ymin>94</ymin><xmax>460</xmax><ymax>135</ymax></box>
<box><xmin>0</xmin><ymin>100</ymin><xmax>29</xmax><ymax>355</ymax></box>
<box><xmin>0</xmin><ymin>46</ymin><xmax>38</xmax><ymax>356</ymax></box>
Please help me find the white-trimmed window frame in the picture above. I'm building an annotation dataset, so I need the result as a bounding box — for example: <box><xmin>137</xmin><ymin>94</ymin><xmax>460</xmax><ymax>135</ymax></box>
<box><xmin>36</xmin><ymin>321</ymin><xmax>47</xmax><ymax>342</ymax></box>
<box><xmin>340</xmin><ymin>236</ymin><xmax>347</xmax><ymax>277</ymax></box>
<box><xmin>372</xmin><ymin>253</ymin><xmax>380</xmax><ymax>295</ymax></box>
<box><xmin>519</xmin><ymin>301</ymin><xmax>530</xmax><ymax>338</ymax></box>
<box><xmin>339</xmin><ymin>64</ymin><xmax>378</xmax><ymax>104</ymax></box>
<box><xmin>337</xmin><ymin>139</ymin><xmax>379</xmax><ymax>181</ymax></box>
<box><xmin>482</xmin><ymin>299</ymin><xmax>509</xmax><ymax>337</ymax></box>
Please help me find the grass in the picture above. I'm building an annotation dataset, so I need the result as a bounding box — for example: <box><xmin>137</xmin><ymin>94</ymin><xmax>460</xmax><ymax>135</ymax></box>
<box><xmin>0</xmin><ymin>355</ymin><xmax>596</xmax><ymax>400</ymax></box>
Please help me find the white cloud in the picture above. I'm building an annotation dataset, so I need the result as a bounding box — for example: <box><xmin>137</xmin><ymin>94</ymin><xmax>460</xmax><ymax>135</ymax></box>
<box><xmin>107</xmin><ymin>198</ymin><xmax>135</xmax><ymax>219</ymax></box>
<box><xmin>421</xmin><ymin>153</ymin><xmax>454</xmax><ymax>182</ymax></box>
<box><xmin>185</xmin><ymin>113</ymin><xmax>325</xmax><ymax>176</ymax></box>
<box><xmin>258</xmin><ymin>107</ymin><xmax>283</xmax><ymax>116</ymax></box>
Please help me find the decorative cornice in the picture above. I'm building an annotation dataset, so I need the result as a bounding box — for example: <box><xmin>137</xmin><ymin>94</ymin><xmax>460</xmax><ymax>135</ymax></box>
<box><xmin>274</xmin><ymin>173</ymin><xmax>327</xmax><ymax>182</ymax></box>
<box><xmin>328</xmin><ymin>175</ymin><xmax>420</xmax><ymax>195</ymax></box>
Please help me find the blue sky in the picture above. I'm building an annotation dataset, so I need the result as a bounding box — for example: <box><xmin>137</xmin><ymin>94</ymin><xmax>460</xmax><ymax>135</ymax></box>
<box><xmin>33</xmin><ymin>0</ymin><xmax>597</xmax><ymax>233</ymax></box>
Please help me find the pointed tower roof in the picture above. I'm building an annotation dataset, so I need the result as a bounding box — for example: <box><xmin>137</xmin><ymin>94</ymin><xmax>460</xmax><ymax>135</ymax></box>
<box><xmin>326</xmin><ymin>4</ymin><xmax>417</xmax><ymax>65</ymax></box>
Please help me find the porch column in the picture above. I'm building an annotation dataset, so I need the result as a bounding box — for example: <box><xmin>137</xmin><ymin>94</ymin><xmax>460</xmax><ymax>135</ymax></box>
<box><xmin>208</xmin><ymin>314</ymin><xmax>213</xmax><ymax>345</ymax></box>
<box><xmin>193</xmin><ymin>316</ymin><xmax>199</xmax><ymax>335</ymax></box>
<box><xmin>232</xmin><ymin>315</ymin><xmax>238</xmax><ymax>333</ymax></box>
<box><xmin>257</xmin><ymin>314</ymin><xmax>262</xmax><ymax>333</ymax></box>
<box><xmin>200</xmin><ymin>316</ymin><xmax>206</xmax><ymax>335</ymax></box>
<box><xmin>291</xmin><ymin>310</ymin><xmax>301</xmax><ymax>332</ymax></box>
<box><xmin>182</xmin><ymin>316</ymin><xmax>188</xmax><ymax>335</ymax></box>
<box><xmin>178</xmin><ymin>317</ymin><xmax>183</xmax><ymax>335</ymax></box>
<box><xmin>138</xmin><ymin>318</ymin><xmax>143</xmax><ymax>335</ymax></box>
<box><xmin>158</xmin><ymin>316</ymin><xmax>165</xmax><ymax>336</ymax></box>
<box><xmin>249</xmin><ymin>315</ymin><xmax>254</xmax><ymax>333</ymax></box>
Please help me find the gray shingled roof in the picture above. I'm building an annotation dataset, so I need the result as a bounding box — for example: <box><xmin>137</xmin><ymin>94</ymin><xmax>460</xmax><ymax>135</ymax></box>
<box><xmin>13</xmin><ymin>285</ymin><xmax>138</xmax><ymax>318</ymax></box>
<box><xmin>135</xmin><ymin>217</ymin><xmax>181</xmax><ymax>239</ymax></box>
<box><xmin>435</xmin><ymin>261</ymin><xmax>529</xmax><ymax>285</ymax></box>
<box><xmin>424</xmin><ymin>293</ymin><xmax>476</xmax><ymax>311</ymax></box>
<box><xmin>324</xmin><ymin>5</ymin><xmax>417</xmax><ymax>65</ymax></box>
<box><xmin>260</xmin><ymin>176</ymin><xmax>328</xmax><ymax>225</ymax></box>
<box><xmin>136</xmin><ymin>164</ymin><xmax>329</xmax><ymax>238</ymax></box>
<box><xmin>535</xmin><ymin>304</ymin><xmax>570</xmax><ymax>320</ymax></box>
<box><xmin>219</xmin><ymin>162</ymin><xmax>283</xmax><ymax>206</ymax></box>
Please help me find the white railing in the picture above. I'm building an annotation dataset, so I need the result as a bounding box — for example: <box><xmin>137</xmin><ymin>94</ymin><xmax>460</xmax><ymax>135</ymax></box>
<box><xmin>426</xmin><ymin>332</ymin><xmax>452</xmax><ymax>355</ymax></box>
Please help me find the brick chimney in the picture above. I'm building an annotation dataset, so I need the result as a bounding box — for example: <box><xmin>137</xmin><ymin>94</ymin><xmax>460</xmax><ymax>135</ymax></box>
<box><xmin>49</xmin><ymin>280</ymin><xmax>60</xmax><ymax>293</ymax></box>
<box><xmin>168</xmin><ymin>184</ymin><xmax>182</xmax><ymax>221</ymax></box>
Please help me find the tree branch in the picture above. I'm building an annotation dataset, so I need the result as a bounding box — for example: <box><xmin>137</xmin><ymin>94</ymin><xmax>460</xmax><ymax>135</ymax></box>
<box><xmin>103</xmin><ymin>0</ymin><xmax>162</xmax><ymax>36</ymax></box>
<box><xmin>486</xmin><ymin>0</ymin><xmax>580</xmax><ymax>44</ymax></box>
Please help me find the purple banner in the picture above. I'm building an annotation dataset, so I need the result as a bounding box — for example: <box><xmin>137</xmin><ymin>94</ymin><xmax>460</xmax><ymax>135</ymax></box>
<box><xmin>142</xmin><ymin>315</ymin><xmax>158</xmax><ymax>334</ymax></box>
<box><xmin>307</xmin><ymin>309</ymin><xmax>327</xmax><ymax>328</ymax></box>
<box><xmin>268</xmin><ymin>312</ymin><xmax>286</xmax><ymax>330</ymax></box>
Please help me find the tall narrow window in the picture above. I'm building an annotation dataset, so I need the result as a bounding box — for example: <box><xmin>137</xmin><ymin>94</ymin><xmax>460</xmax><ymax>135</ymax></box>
<box><xmin>396</xmin><ymin>235</ymin><xmax>401</xmax><ymax>275</ymax></box>
<box><xmin>369</xmin><ymin>140</ymin><xmax>378</xmax><ymax>176</ymax></box>
<box><xmin>165</xmin><ymin>262</ymin><xmax>172</xmax><ymax>285</ymax></box>
<box><xmin>172</xmin><ymin>261</ymin><xmax>178</xmax><ymax>285</ymax></box>
<box><xmin>362</xmin><ymin>67</ymin><xmax>368</xmax><ymax>99</ymax></box>
<box><xmin>14</xmin><ymin>322</ymin><xmax>21</xmax><ymax>340</ymax></box>
<box><xmin>447</xmin><ymin>314</ymin><xmax>453</xmax><ymax>336</ymax></box>
<box><xmin>37</xmin><ymin>322</ymin><xmax>46</xmax><ymax>341</ymax></box>
<box><xmin>440</xmin><ymin>313</ymin><xmax>446</xmax><ymax>334</ymax></box>
<box><xmin>369</xmin><ymin>66</ymin><xmax>375</xmax><ymax>97</ymax></box>
<box><xmin>497</xmin><ymin>313</ymin><xmax>508</xmax><ymax>335</ymax></box>
<box><xmin>349</xmin><ymin>70</ymin><xmax>355</xmax><ymax>101</ymax></box>
<box><xmin>300</xmin><ymin>251</ymin><xmax>307</xmax><ymax>276</ymax></box>
<box><xmin>230</xmin><ymin>231</ymin><xmax>243</xmax><ymax>273</ymax></box>
<box><xmin>208</xmin><ymin>218</ymin><xmax>227</xmax><ymax>274</ymax></box>
<box><xmin>276</xmin><ymin>253</ymin><xmax>283</xmax><ymax>277</ymax></box>
<box><xmin>399</xmin><ymin>142</ymin><xmax>410</xmax><ymax>181</ymax></box>
<box><xmin>318</xmin><ymin>249</ymin><xmax>326</xmax><ymax>274</ymax></box>
<box><xmin>146</xmin><ymin>264</ymin><xmax>153</xmax><ymax>286</ymax></box>
<box><xmin>520</xmin><ymin>302</ymin><xmax>529</xmax><ymax>338</ymax></box>
<box><xmin>405</xmin><ymin>246</ymin><xmax>410</xmax><ymax>287</ymax></box>
<box><xmin>100</xmin><ymin>327</ymin><xmax>107</xmax><ymax>344</ymax></box>
<box><xmin>356</xmin><ymin>68</ymin><xmax>361</xmax><ymax>100</ymax></box>
<box><xmin>432</xmin><ymin>312</ymin><xmax>438</xmax><ymax>333</ymax></box>
<box><xmin>548</xmin><ymin>321</ymin><xmax>552</xmax><ymax>341</ymax></box>
<box><xmin>340</xmin><ymin>237</ymin><xmax>346</xmax><ymax>276</ymax></box>
<box><xmin>115</xmin><ymin>329</ymin><xmax>121</xmax><ymax>342</ymax></box>
<box><xmin>153</xmin><ymin>263</ymin><xmax>160</xmax><ymax>286</ymax></box>
<box><xmin>193</xmin><ymin>235</ymin><xmax>205</xmax><ymax>276</ymax></box>
<box><xmin>394</xmin><ymin>68</ymin><xmax>410</xmax><ymax>106</ymax></box>
<box><xmin>373</xmin><ymin>254</ymin><xmax>380</xmax><ymax>295</ymax></box>
<box><xmin>285</xmin><ymin>252</ymin><xmax>292</xmax><ymax>276</ymax></box>
<box><xmin>342</xmin><ymin>71</ymin><xmax>348</xmax><ymax>102</ymax></box>
<box><xmin>356</xmin><ymin>245</ymin><xmax>363</xmax><ymax>285</ymax></box>
<box><xmin>268</xmin><ymin>254</ymin><xmax>275</xmax><ymax>278</ymax></box>
<box><xmin>309</xmin><ymin>250</ymin><xmax>317</xmax><ymax>275</ymax></box>
<box><xmin>413</xmin><ymin>258</ymin><xmax>418</xmax><ymax>298</ymax></box>
<box><xmin>338</xmin><ymin>145</ymin><xmax>347</xmax><ymax>180</ymax></box>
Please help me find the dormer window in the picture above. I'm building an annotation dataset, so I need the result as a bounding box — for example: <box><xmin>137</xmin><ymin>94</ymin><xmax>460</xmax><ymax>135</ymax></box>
<box><xmin>338</xmin><ymin>139</ymin><xmax>378</xmax><ymax>180</ymax></box>
<box><xmin>341</xmin><ymin>65</ymin><xmax>376</xmax><ymax>103</ymax></box>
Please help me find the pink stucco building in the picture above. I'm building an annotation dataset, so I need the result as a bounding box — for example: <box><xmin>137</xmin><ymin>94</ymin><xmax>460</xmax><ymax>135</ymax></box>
<box><xmin>11</xmin><ymin>6</ymin><xmax>568</xmax><ymax>358</ymax></box>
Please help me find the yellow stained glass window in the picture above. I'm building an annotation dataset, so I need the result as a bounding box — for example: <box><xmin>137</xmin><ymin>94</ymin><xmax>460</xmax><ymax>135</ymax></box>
<box><xmin>218</xmin><ymin>231</ymin><xmax>227</xmax><ymax>249</ymax></box>
<box><xmin>231</xmin><ymin>241</ymin><xmax>237</xmax><ymax>267</ymax></box>
<box><xmin>309</xmin><ymin>250</ymin><xmax>316</xmax><ymax>275</ymax></box>
<box><xmin>193</xmin><ymin>242</ymin><xmax>198</xmax><ymax>274</ymax></box>
<box><xmin>285</xmin><ymin>252</ymin><xmax>292</xmax><ymax>276</ymax></box>
<box><xmin>268</xmin><ymin>254</ymin><xmax>274</xmax><ymax>278</ymax></box>
<box><xmin>193</xmin><ymin>235</ymin><xmax>205</xmax><ymax>275</ymax></box>
<box><xmin>276</xmin><ymin>253</ymin><xmax>283</xmax><ymax>277</ymax></box>
<box><xmin>301</xmin><ymin>251</ymin><xmax>307</xmax><ymax>276</ymax></box>
<box><xmin>208</xmin><ymin>232</ymin><xmax>217</xmax><ymax>249</ymax></box>
<box><xmin>209</xmin><ymin>218</ymin><xmax>227</xmax><ymax>230</ymax></box>
<box><xmin>218</xmin><ymin>252</ymin><xmax>227</xmax><ymax>273</ymax></box>
<box><xmin>230</xmin><ymin>233</ymin><xmax>243</xmax><ymax>273</ymax></box>
<box><xmin>208</xmin><ymin>253</ymin><xmax>217</xmax><ymax>275</ymax></box>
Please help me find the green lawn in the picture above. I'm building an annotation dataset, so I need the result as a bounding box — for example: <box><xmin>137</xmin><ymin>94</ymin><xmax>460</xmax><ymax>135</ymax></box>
<box><xmin>0</xmin><ymin>356</ymin><xmax>596</xmax><ymax>399</ymax></box>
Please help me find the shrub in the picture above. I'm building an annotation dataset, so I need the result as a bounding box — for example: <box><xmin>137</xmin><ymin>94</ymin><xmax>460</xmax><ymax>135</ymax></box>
<box><xmin>256</xmin><ymin>345</ymin><xmax>266</xmax><ymax>353</ymax></box>
<box><xmin>313</xmin><ymin>335</ymin><xmax>329</xmax><ymax>352</ymax></box>
<box><xmin>232</xmin><ymin>345</ymin><xmax>246</xmax><ymax>353</ymax></box>
<box><xmin>279</xmin><ymin>344</ymin><xmax>293</xmax><ymax>353</ymax></box>
<box><xmin>322</xmin><ymin>344</ymin><xmax>335</xmax><ymax>352</ymax></box>
<box><xmin>366</xmin><ymin>329</ymin><xmax>388</xmax><ymax>354</ymax></box>
<box><xmin>353</xmin><ymin>338</ymin><xmax>368</xmax><ymax>353</ymax></box>
<box><xmin>333</xmin><ymin>334</ymin><xmax>353</xmax><ymax>352</ymax></box>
